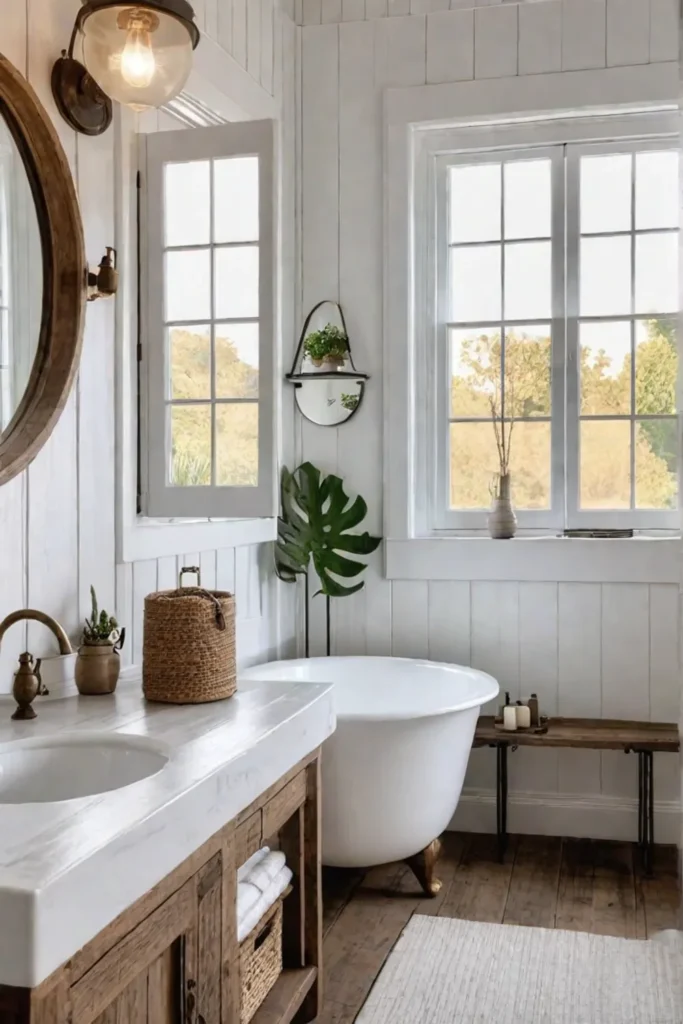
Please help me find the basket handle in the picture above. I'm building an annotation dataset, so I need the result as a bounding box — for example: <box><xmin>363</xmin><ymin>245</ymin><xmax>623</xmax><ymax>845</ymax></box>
<box><xmin>179</xmin><ymin>565</ymin><xmax>201</xmax><ymax>588</ymax></box>
<box><xmin>254</xmin><ymin>920</ymin><xmax>274</xmax><ymax>951</ymax></box>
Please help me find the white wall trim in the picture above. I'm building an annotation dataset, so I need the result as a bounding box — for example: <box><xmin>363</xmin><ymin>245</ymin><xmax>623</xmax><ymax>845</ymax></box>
<box><xmin>450</xmin><ymin>787</ymin><xmax>681</xmax><ymax>846</ymax></box>
<box><xmin>114</xmin><ymin>42</ymin><xmax>281</xmax><ymax>563</ymax></box>
<box><xmin>383</xmin><ymin>61</ymin><xmax>680</xmax><ymax>545</ymax></box>
<box><xmin>385</xmin><ymin>536</ymin><xmax>682</xmax><ymax>583</ymax></box>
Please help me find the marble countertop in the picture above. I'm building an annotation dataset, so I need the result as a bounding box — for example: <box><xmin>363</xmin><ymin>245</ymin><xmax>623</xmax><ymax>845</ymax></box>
<box><xmin>0</xmin><ymin>673</ymin><xmax>335</xmax><ymax>989</ymax></box>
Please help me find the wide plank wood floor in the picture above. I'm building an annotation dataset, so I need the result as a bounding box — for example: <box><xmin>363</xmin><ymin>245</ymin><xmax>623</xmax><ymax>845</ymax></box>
<box><xmin>318</xmin><ymin>832</ymin><xmax>680</xmax><ymax>1024</ymax></box>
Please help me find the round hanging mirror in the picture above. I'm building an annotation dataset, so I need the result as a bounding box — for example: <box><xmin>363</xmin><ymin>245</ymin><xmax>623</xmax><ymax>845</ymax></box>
<box><xmin>0</xmin><ymin>55</ymin><xmax>85</xmax><ymax>487</ymax></box>
<box><xmin>286</xmin><ymin>300</ymin><xmax>368</xmax><ymax>427</ymax></box>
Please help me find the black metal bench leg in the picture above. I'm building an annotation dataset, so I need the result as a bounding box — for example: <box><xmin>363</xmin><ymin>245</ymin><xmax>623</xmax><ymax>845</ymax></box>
<box><xmin>645</xmin><ymin>750</ymin><xmax>654</xmax><ymax>877</ymax></box>
<box><xmin>637</xmin><ymin>750</ymin><xmax>655</xmax><ymax>877</ymax></box>
<box><xmin>496</xmin><ymin>743</ymin><xmax>508</xmax><ymax>862</ymax></box>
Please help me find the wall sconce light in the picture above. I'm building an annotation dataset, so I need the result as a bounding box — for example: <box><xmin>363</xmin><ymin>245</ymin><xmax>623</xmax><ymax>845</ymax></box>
<box><xmin>51</xmin><ymin>0</ymin><xmax>200</xmax><ymax>137</ymax></box>
<box><xmin>87</xmin><ymin>248</ymin><xmax>119</xmax><ymax>301</ymax></box>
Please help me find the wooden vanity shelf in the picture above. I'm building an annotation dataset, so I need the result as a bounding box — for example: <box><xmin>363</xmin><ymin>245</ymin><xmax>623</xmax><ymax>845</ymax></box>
<box><xmin>0</xmin><ymin>750</ymin><xmax>323</xmax><ymax>1024</ymax></box>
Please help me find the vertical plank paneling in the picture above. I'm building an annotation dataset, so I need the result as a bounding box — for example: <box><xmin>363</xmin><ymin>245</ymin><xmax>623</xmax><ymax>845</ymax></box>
<box><xmin>77</xmin><ymin>125</ymin><xmax>116</xmax><ymax>627</ymax></box>
<box><xmin>365</xmin><ymin>569</ymin><xmax>393</xmax><ymax>656</ymax></box>
<box><xmin>216</xmin><ymin>547</ymin><xmax>236</xmax><ymax>594</ymax></box>
<box><xmin>132</xmin><ymin>560</ymin><xmax>158</xmax><ymax>668</ymax></box>
<box><xmin>375</xmin><ymin>14</ymin><xmax>427</xmax><ymax>87</ymax></box>
<box><xmin>562</xmin><ymin>0</ymin><xmax>607</xmax><ymax>71</ymax></box>
<box><xmin>247</xmin><ymin>0</ymin><xmax>262</xmax><ymax>77</ymax></box>
<box><xmin>601</xmin><ymin>584</ymin><xmax>650</xmax><ymax>801</ymax></box>
<box><xmin>337</xmin><ymin>17</ymin><xmax>382</xmax><ymax>659</ymax></box>
<box><xmin>322</xmin><ymin>0</ymin><xmax>343</xmax><ymax>23</ymax></box>
<box><xmin>470</xmin><ymin>582</ymin><xmax>519</xmax><ymax>708</ymax></box>
<box><xmin>156</xmin><ymin>556</ymin><xmax>177</xmax><ymax>592</ymax></box>
<box><xmin>116</xmin><ymin>563</ymin><xmax>134</xmax><ymax>669</ymax></box>
<box><xmin>518</xmin><ymin>0</ymin><xmax>562</xmax><ymax>75</ymax></box>
<box><xmin>300</xmin><ymin>21</ymin><xmax>340</xmax><ymax>483</ymax></box>
<box><xmin>558</xmin><ymin>583</ymin><xmax>602</xmax><ymax>796</ymax></box>
<box><xmin>427</xmin><ymin>9</ymin><xmax>474</xmax><ymax>83</ymax></box>
<box><xmin>392</xmin><ymin>580</ymin><xmax>429</xmax><ymax>659</ymax></box>
<box><xmin>513</xmin><ymin>583</ymin><xmax>559</xmax><ymax>795</ymax></box>
<box><xmin>233</xmin><ymin>0</ymin><xmax>248</xmax><ymax>67</ymax></box>
<box><xmin>261</xmin><ymin>0</ymin><xmax>274</xmax><ymax>94</ymax></box>
<box><xmin>427</xmin><ymin>581</ymin><xmax>471</xmax><ymax>666</ymax></box>
<box><xmin>649</xmin><ymin>584</ymin><xmax>679</xmax><ymax>801</ymax></box>
<box><xmin>606</xmin><ymin>0</ymin><xmax>650</xmax><ymax>67</ymax></box>
<box><xmin>200</xmin><ymin>550</ymin><xmax>218</xmax><ymax>591</ymax></box>
<box><xmin>218</xmin><ymin>0</ymin><xmax>233</xmax><ymax>54</ymax></box>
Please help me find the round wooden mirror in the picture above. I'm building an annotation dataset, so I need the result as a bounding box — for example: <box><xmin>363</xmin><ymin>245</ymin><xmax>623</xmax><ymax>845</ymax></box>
<box><xmin>0</xmin><ymin>54</ymin><xmax>85</xmax><ymax>487</ymax></box>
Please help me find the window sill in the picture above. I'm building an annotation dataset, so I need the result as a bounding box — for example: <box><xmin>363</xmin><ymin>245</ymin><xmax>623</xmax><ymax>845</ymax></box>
<box><xmin>384</xmin><ymin>535</ymin><xmax>681</xmax><ymax>584</ymax></box>
<box><xmin>119</xmin><ymin>516</ymin><xmax>276</xmax><ymax>563</ymax></box>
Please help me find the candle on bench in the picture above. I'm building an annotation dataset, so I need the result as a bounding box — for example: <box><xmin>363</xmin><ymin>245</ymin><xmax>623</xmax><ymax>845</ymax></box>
<box><xmin>516</xmin><ymin>703</ymin><xmax>531</xmax><ymax>729</ymax></box>
<box><xmin>503</xmin><ymin>705</ymin><xmax>517</xmax><ymax>731</ymax></box>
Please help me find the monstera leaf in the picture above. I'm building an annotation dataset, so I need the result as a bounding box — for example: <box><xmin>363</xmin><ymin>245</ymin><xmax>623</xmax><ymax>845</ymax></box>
<box><xmin>275</xmin><ymin>462</ymin><xmax>382</xmax><ymax>597</ymax></box>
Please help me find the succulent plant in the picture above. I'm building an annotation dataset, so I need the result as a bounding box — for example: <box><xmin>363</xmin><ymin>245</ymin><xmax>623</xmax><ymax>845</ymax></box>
<box><xmin>82</xmin><ymin>586</ymin><xmax>125</xmax><ymax>648</ymax></box>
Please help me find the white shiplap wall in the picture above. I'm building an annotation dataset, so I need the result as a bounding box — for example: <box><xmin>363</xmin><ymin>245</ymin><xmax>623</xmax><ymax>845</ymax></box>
<box><xmin>296</xmin><ymin>0</ymin><xmax>682</xmax><ymax>840</ymax></box>
<box><xmin>0</xmin><ymin>0</ymin><xmax>298</xmax><ymax>691</ymax></box>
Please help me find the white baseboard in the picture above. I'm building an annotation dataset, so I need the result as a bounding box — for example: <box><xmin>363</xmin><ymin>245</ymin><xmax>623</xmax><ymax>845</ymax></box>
<box><xmin>449</xmin><ymin>788</ymin><xmax>682</xmax><ymax>846</ymax></box>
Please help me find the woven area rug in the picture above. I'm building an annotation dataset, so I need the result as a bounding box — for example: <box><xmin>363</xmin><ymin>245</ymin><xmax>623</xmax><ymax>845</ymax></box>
<box><xmin>355</xmin><ymin>916</ymin><xmax>683</xmax><ymax>1024</ymax></box>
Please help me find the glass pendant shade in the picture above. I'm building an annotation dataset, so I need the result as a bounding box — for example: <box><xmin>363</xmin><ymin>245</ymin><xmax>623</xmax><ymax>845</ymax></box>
<box><xmin>80</xmin><ymin>3</ymin><xmax>195</xmax><ymax>111</ymax></box>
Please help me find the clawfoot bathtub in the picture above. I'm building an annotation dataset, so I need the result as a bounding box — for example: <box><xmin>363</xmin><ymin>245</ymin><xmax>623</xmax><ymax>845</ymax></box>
<box><xmin>241</xmin><ymin>656</ymin><xmax>498</xmax><ymax>895</ymax></box>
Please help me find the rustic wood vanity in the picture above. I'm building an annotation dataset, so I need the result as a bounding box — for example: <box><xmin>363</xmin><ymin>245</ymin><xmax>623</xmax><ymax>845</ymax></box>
<box><xmin>0</xmin><ymin>676</ymin><xmax>335</xmax><ymax>1024</ymax></box>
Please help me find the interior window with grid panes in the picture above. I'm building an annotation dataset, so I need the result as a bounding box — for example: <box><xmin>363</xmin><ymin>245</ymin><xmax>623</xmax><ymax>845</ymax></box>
<box><xmin>164</xmin><ymin>156</ymin><xmax>260</xmax><ymax>489</ymax></box>
<box><xmin>443</xmin><ymin>141</ymin><xmax>678</xmax><ymax>529</ymax></box>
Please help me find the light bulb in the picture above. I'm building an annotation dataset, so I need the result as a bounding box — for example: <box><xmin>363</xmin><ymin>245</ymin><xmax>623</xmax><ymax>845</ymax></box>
<box><xmin>120</xmin><ymin>15</ymin><xmax>156</xmax><ymax>89</ymax></box>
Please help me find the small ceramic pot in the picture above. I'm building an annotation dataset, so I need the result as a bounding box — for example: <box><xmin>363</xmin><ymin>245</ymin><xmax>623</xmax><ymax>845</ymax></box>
<box><xmin>75</xmin><ymin>643</ymin><xmax>121</xmax><ymax>695</ymax></box>
<box><xmin>488</xmin><ymin>473</ymin><xmax>517</xmax><ymax>540</ymax></box>
<box><xmin>309</xmin><ymin>354</ymin><xmax>346</xmax><ymax>373</ymax></box>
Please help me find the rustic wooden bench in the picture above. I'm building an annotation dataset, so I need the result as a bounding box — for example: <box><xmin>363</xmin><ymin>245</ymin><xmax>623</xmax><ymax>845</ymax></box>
<box><xmin>473</xmin><ymin>717</ymin><xmax>680</xmax><ymax>875</ymax></box>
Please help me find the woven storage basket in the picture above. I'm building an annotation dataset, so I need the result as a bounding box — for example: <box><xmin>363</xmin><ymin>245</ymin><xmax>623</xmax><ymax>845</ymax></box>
<box><xmin>143</xmin><ymin>565</ymin><xmax>236</xmax><ymax>704</ymax></box>
<box><xmin>240</xmin><ymin>898</ymin><xmax>283</xmax><ymax>1024</ymax></box>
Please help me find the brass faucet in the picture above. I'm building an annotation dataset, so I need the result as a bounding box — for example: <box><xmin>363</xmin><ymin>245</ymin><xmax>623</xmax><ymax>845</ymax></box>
<box><xmin>0</xmin><ymin>610</ymin><xmax>73</xmax><ymax>720</ymax></box>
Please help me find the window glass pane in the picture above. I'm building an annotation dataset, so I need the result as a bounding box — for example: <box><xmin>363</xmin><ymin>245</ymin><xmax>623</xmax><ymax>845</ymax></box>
<box><xmin>169</xmin><ymin>325</ymin><xmax>210</xmax><ymax>400</ymax></box>
<box><xmin>450</xmin><ymin>245</ymin><xmax>501</xmax><ymax>322</ymax></box>
<box><xmin>165</xmin><ymin>250</ymin><xmax>211</xmax><ymax>322</ymax></box>
<box><xmin>636</xmin><ymin>151</ymin><xmax>678</xmax><ymax>230</ymax></box>
<box><xmin>580</xmin><ymin>420</ymin><xmax>630</xmax><ymax>509</ymax></box>
<box><xmin>214</xmin><ymin>157</ymin><xmax>259</xmax><ymax>243</ymax></box>
<box><xmin>449</xmin><ymin>163</ymin><xmax>500</xmax><ymax>243</ymax></box>
<box><xmin>635</xmin><ymin>318</ymin><xmax>677</xmax><ymax>415</ymax></box>
<box><xmin>635</xmin><ymin>419</ymin><xmax>677</xmax><ymax>509</ymax></box>
<box><xmin>450</xmin><ymin>328</ymin><xmax>499</xmax><ymax>417</ymax></box>
<box><xmin>580</xmin><ymin>236</ymin><xmax>631</xmax><ymax>316</ymax></box>
<box><xmin>216</xmin><ymin>403</ymin><xmax>258</xmax><ymax>486</ymax></box>
<box><xmin>504</xmin><ymin>241</ymin><xmax>551</xmax><ymax>320</ymax></box>
<box><xmin>635</xmin><ymin>232</ymin><xmax>678</xmax><ymax>314</ymax></box>
<box><xmin>580</xmin><ymin>321</ymin><xmax>631</xmax><ymax>415</ymax></box>
<box><xmin>508</xmin><ymin>421</ymin><xmax>551</xmax><ymax>509</ymax></box>
<box><xmin>504</xmin><ymin>160</ymin><xmax>551</xmax><ymax>239</ymax></box>
<box><xmin>216</xmin><ymin>323</ymin><xmax>259</xmax><ymax>398</ymax></box>
<box><xmin>449</xmin><ymin>421</ymin><xmax>498</xmax><ymax>509</ymax></box>
<box><xmin>170</xmin><ymin>405</ymin><xmax>212</xmax><ymax>487</ymax></box>
<box><xmin>215</xmin><ymin>246</ymin><xmax>259</xmax><ymax>319</ymax></box>
<box><xmin>580</xmin><ymin>154</ymin><xmax>631</xmax><ymax>233</ymax></box>
<box><xmin>164</xmin><ymin>161</ymin><xmax>210</xmax><ymax>246</ymax></box>
<box><xmin>504</xmin><ymin>326</ymin><xmax>551</xmax><ymax>417</ymax></box>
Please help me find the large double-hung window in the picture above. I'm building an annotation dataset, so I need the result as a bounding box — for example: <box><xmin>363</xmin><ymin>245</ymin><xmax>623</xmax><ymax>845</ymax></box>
<box><xmin>436</xmin><ymin>130</ymin><xmax>679</xmax><ymax>532</ymax></box>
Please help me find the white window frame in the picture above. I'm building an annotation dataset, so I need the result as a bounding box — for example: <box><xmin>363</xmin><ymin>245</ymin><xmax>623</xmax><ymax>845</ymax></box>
<box><xmin>433</xmin><ymin>144</ymin><xmax>566</xmax><ymax>532</ymax></box>
<box><xmin>384</xmin><ymin>81</ymin><xmax>680</xmax><ymax>548</ymax></box>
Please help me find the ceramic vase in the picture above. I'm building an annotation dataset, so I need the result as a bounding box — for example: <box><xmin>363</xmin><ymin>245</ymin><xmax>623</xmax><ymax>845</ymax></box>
<box><xmin>75</xmin><ymin>643</ymin><xmax>121</xmax><ymax>695</ymax></box>
<box><xmin>488</xmin><ymin>473</ymin><xmax>517</xmax><ymax>540</ymax></box>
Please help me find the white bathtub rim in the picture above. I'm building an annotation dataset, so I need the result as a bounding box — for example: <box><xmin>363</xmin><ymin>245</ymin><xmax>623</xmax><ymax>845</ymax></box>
<box><xmin>240</xmin><ymin>656</ymin><xmax>499</xmax><ymax>722</ymax></box>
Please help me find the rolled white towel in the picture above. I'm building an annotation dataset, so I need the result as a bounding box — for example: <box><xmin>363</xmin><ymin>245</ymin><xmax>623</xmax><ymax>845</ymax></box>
<box><xmin>247</xmin><ymin>850</ymin><xmax>286</xmax><ymax>894</ymax></box>
<box><xmin>237</xmin><ymin>865</ymin><xmax>293</xmax><ymax>943</ymax></box>
<box><xmin>237</xmin><ymin>846</ymin><xmax>270</xmax><ymax>883</ymax></box>
<box><xmin>237</xmin><ymin>880</ymin><xmax>262</xmax><ymax>921</ymax></box>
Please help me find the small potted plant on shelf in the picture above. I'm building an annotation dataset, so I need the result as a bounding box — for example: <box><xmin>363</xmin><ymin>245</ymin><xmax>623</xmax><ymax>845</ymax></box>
<box><xmin>303</xmin><ymin>323</ymin><xmax>349</xmax><ymax>372</ymax></box>
<box><xmin>75</xmin><ymin>586</ymin><xmax>126</xmax><ymax>695</ymax></box>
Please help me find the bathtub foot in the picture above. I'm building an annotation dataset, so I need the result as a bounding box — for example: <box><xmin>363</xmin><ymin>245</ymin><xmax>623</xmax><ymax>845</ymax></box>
<box><xmin>406</xmin><ymin>837</ymin><xmax>442</xmax><ymax>898</ymax></box>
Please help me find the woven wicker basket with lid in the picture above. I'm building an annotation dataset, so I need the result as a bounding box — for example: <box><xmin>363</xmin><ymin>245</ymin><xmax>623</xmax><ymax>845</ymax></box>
<box><xmin>143</xmin><ymin>566</ymin><xmax>236</xmax><ymax>704</ymax></box>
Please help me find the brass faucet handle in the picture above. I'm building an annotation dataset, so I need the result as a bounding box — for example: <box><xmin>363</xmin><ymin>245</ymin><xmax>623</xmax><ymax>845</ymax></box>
<box><xmin>11</xmin><ymin>652</ymin><xmax>47</xmax><ymax>720</ymax></box>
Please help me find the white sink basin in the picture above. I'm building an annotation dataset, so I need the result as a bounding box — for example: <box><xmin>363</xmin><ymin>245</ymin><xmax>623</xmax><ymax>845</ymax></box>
<box><xmin>0</xmin><ymin>733</ymin><xmax>169</xmax><ymax>803</ymax></box>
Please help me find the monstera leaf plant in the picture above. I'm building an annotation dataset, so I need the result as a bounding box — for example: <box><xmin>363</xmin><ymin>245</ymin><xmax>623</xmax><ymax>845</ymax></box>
<box><xmin>275</xmin><ymin>462</ymin><xmax>382</xmax><ymax>653</ymax></box>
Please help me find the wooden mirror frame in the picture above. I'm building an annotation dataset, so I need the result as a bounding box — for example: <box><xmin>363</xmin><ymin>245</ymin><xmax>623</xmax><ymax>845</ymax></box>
<box><xmin>0</xmin><ymin>54</ymin><xmax>86</xmax><ymax>487</ymax></box>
